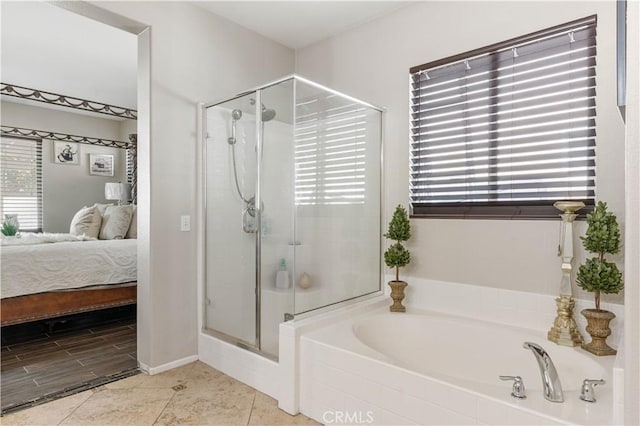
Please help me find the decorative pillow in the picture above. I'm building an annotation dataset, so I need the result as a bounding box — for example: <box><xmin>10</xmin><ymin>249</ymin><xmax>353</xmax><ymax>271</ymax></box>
<box><xmin>69</xmin><ymin>206</ymin><xmax>102</xmax><ymax>238</ymax></box>
<box><xmin>126</xmin><ymin>205</ymin><xmax>137</xmax><ymax>239</ymax></box>
<box><xmin>99</xmin><ymin>205</ymin><xmax>133</xmax><ymax>240</ymax></box>
<box><xmin>93</xmin><ymin>203</ymin><xmax>114</xmax><ymax>216</ymax></box>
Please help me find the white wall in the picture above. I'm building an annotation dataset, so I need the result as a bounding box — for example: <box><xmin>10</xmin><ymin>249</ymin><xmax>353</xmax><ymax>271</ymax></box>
<box><xmin>1</xmin><ymin>101</ymin><xmax>128</xmax><ymax>232</ymax></box>
<box><xmin>89</xmin><ymin>1</ymin><xmax>295</xmax><ymax>369</ymax></box>
<box><xmin>295</xmin><ymin>1</ymin><xmax>626</xmax><ymax>304</ymax></box>
<box><xmin>119</xmin><ymin>118</ymin><xmax>137</xmax><ymax>143</ymax></box>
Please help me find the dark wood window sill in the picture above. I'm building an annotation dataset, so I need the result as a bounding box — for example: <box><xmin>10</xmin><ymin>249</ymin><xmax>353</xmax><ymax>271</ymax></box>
<box><xmin>411</xmin><ymin>203</ymin><xmax>594</xmax><ymax>220</ymax></box>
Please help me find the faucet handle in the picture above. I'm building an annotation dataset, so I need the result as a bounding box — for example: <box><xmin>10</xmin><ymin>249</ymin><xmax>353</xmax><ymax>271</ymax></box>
<box><xmin>580</xmin><ymin>379</ymin><xmax>605</xmax><ymax>403</ymax></box>
<box><xmin>499</xmin><ymin>375</ymin><xmax>526</xmax><ymax>399</ymax></box>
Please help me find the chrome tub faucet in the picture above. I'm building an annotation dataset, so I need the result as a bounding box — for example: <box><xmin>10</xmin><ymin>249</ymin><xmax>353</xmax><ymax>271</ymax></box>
<box><xmin>523</xmin><ymin>342</ymin><xmax>564</xmax><ymax>403</ymax></box>
<box><xmin>580</xmin><ymin>379</ymin><xmax>605</xmax><ymax>403</ymax></box>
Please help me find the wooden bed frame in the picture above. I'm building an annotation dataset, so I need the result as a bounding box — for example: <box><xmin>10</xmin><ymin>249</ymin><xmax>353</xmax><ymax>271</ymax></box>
<box><xmin>1</xmin><ymin>283</ymin><xmax>137</xmax><ymax>326</ymax></box>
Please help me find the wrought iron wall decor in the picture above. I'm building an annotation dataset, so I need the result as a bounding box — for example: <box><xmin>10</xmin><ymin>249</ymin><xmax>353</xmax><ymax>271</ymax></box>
<box><xmin>1</xmin><ymin>83</ymin><xmax>137</xmax><ymax>120</ymax></box>
<box><xmin>1</xmin><ymin>125</ymin><xmax>133</xmax><ymax>149</ymax></box>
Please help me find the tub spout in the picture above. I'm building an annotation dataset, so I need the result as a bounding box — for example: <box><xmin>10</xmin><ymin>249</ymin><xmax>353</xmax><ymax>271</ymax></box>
<box><xmin>523</xmin><ymin>342</ymin><xmax>564</xmax><ymax>403</ymax></box>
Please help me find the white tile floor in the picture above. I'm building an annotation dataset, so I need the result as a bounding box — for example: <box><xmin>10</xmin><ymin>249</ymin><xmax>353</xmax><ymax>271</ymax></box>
<box><xmin>2</xmin><ymin>361</ymin><xmax>319</xmax><ymax>426</ymax></box>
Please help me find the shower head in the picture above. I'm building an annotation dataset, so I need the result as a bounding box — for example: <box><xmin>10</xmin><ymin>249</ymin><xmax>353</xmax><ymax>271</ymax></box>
<box><xmin>249</xmin><ymin>98</ymin><xmax>276</xmax><ymax>122</ymax></box>
<box><xmin>261</xmin><ymin>108</ymin><xmax>276</xmax><ymax>122</ymax></box>
<box><xmin>228</xmin><ymin>109</ymin><xmax>243</xmax><ymax>145</ymax></box>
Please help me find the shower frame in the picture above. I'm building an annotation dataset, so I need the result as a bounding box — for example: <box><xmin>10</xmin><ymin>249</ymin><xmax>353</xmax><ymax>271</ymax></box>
<box><xmin>201</xmin><ymin>74</ymin><xmax>385</xmax><ymax>359</ymax></box>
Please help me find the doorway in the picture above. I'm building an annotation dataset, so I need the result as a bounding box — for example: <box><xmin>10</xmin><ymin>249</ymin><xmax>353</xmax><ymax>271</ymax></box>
<box><xmin>0</xmin><ymin>2</ymin><xmax>150</xmax><ymax>414</ymax></box>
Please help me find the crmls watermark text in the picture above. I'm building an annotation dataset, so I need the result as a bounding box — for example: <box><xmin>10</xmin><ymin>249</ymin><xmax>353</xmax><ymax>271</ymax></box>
<box><xmin>322</xmin><ymin>410</ymin><xmax>374</xmax><ymax>424</ymax></box>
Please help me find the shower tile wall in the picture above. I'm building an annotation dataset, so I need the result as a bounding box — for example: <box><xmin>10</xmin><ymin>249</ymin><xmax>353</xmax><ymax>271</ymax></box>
<box><xmin>259</xmin><ymin>88</ymin><xmax>296</xmax><ymax>355</ymax></box>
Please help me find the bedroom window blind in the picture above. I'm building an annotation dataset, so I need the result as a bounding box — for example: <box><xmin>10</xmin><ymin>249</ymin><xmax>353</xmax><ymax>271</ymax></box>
<box><xmin>126</xmin><ymin>133</ymin><xmax>137</xmax><ymax>205</ymax></box>
<box><xmin>126</xmin><ymin>149</ymin><xmax>134</xmax><ymax>186</ymax></box>
<box><xmin>295</xmin><ymin>95</ymin><xmax>368</xmax><ymax>206</ymax></box>
<box><xmin>126</xmin><ymin>147</ymin><xmax>136</xmax><ymax>204</ymax></box>
<box><xmin>0</xmin><ymin>136</ymin><xmax>43</xmax><ymax>231</ymax></box>
<box><xmin>409</xmin><ymin>15</ymin><xmax>597</xmax><ymax>218</ymax></box>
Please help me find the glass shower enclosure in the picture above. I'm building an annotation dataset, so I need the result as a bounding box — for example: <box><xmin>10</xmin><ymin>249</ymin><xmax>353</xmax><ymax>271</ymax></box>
<box><xmin>204</xmin><ymin>75</ymin><xmax>382</xmax><ymax>358</ymax></box>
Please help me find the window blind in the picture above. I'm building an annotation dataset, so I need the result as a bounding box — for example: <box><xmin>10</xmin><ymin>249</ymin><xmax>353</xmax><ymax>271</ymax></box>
<box><xmin>126</xmin><ymin>149</ymin><xmax>134</xmax><ymax>186</ymax></box>
<box><xmin>0</xmin><ymin>136</ymin><xmax>43</xmax><ymax>231</ymax></box>
<box><xmin>295</xmin><ymin>95</ymin><xmax>368</xmax><ymax>206</ymax></box>
<box><xmin>126</xmin><ymin>147</ymin><xmax>137</xmax><ymax>204</ymax></box>
<box><xmin>410</xmin><ymin>15</ymin><xmax>597</xmax><ymax>218</ymax></box>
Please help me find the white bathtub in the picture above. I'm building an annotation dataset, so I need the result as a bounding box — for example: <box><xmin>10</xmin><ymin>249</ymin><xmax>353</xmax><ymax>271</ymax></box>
<box><xmin>353</xmin><ymin>312</ymin><xmax>611</xmax><ymax>393</ymax></box>
<box><xmin>299</xmin><ymin>306</ymin><xmax>617</xmax><ymax>425</ymax></box>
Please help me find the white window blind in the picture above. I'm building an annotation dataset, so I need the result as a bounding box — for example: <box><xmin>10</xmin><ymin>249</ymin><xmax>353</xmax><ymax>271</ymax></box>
<box><xmin>295</xmin><ymin>95</ymin><xmax>368</xmax><ymax>206</ymax></box>
<box><xmin>0</xmin><ymin>136</ymin><xmax>43</xmax><ymax>231</ymax></box>
<box><xmin>125</xmin><ymin>148</ymin><xmax>136</xmax><ymax>205</ymax></box>
<box><xmin>126</xmin><ymin>149</ymin><xmax>134</xmax><ymax>186</ymax></box>
<box><xmin>410</xmin><ymin>15</ymin><xmax>597</xmax><ymax>218</ymax></box>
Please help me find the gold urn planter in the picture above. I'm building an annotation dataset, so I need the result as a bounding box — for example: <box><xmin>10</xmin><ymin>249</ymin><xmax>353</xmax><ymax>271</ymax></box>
<box><xmin>388</xmin><ymin>281</ymin><xmax>408</xmax><ymax>312</ymax></box>
<box><xmin>581</xmin><ymin>309</ymin><xmax>617</xmax><ymax>356</ymax></box>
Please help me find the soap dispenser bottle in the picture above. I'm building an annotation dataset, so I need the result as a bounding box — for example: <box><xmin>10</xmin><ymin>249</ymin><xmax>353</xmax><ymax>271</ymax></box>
<box><xmin>276</xmin><ymin>258</ymin><xmax>290</xmax><ymax>289</ymax></box>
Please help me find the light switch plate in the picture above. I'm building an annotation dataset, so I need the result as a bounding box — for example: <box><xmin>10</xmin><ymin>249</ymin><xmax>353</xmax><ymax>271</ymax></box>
<box><xmin>180</xmin><ymin>215</ymin><xmax>190</xmax><ymax>232</ymax></box>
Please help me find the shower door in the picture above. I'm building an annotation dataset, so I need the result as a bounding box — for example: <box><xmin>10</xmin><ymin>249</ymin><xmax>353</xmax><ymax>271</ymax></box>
<box><xmin>205</xmin><ymin>92</ymin><xmax>259</xmax><ymax>347</ymax></box>
<box><xmin>204</xmin><ymin>86</ymin><xmax>295</xmax><ymax>356</ymax></box>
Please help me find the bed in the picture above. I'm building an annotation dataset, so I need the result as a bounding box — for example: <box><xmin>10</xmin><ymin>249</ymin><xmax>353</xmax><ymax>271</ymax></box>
<box><xmin>1</xmin><ymin>236</ymin><xmax>137</xmax><ymax>326</ymax></box>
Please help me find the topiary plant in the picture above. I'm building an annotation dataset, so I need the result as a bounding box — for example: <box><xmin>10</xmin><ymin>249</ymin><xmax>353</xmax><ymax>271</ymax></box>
<box><xmin>1</xmin><ymin>218</ymin><xmax>18</xmax><ymax>236</ymax></box>
<box><xmin>384</xmin><ymin>205</ymin><xmax>411</xmax><ymax>282</ymax></box>
<box><xmin>576</xmin><ymin>201</ymin><xmax>623</xmax><ymax>311</ymax></box>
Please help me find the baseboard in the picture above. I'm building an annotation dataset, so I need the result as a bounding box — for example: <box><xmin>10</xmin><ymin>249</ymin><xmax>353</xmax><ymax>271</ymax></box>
<box><xmin>139</xmin><ymin>354</ymin><xmax>199</xmax><ymax>375</ymax></box>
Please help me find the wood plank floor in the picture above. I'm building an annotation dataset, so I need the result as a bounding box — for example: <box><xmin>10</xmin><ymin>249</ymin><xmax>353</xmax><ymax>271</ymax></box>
<box><xmin>1</xmin><ymin>307</ymin><xmax>137</xmax><ymax>412</ymax></box>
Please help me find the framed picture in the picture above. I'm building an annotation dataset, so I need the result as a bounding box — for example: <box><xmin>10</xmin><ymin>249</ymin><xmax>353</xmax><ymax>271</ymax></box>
<box><xmin>89</xmin><ymin>154</ymin><xmax>114</xmax><ymax>177</ymax></box>
<box><xmin>53</xmin><ymin>141</ymin><xmax>80</xmax><ymax>164</ymax></box>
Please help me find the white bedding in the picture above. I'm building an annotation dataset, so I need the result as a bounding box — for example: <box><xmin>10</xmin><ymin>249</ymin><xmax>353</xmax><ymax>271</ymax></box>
<box><xmin>1</xmin><ymin>239</ymin><xmax>137</xmax><ymax>299</ymax></box>
<box><xmin>1</xmin><ymin>233</ymin><xmax>96</xmax><ymax>246</ymax></box>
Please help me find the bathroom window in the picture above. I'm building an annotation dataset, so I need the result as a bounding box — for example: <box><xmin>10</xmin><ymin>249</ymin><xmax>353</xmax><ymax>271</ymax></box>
<box><xmin>409</xmin><ymin>15</ymin><xmax>597</xmax><ymax>218</ymax></box>
<box><xmin>0</xmin><ymin>136</ymin><xmax>43</xmax><ymax>231</ymax></box>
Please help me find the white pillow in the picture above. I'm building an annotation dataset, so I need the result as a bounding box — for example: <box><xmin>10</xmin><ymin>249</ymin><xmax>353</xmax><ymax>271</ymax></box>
<box><xmin>126</xmin><ymin>205</ymin><xmax>137</xmax><ymax>239</ymax></box>
<box><xmin>69</xmin><ymin>206</ymin><xmax>102</xmax><ymax>238</ymax></box>
<box><xmin>93</xmin><ymin>203</ymin><xmax>114</xmax><ymax>216</ymax></box>
<box><xmin>99</xmin><ymin>205</ymin><xmax>133</xmax><ymax>240</ymax></box>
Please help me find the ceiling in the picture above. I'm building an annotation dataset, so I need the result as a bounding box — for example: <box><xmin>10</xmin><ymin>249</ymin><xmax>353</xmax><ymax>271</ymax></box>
<box><xmin>194</xmin><ymin>1</ymin><xmax>410</xmax><ymax>49</ymax></box>
<box><xmin>1</xmin><ymin>2</ymin><xmax>407</xmax><ymax>114</ymax></box>
<box><xmin>1</xmin><ymin>1</ymin><xmax>137</xmax><ymax>112</ymax></box>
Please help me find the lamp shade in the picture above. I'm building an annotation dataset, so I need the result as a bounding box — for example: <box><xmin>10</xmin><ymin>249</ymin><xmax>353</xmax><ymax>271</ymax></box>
<box><xmin>105</xmin><ymin>182</ymin><xmax>131</xmax><ymax>203</ymax></box>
